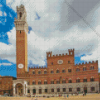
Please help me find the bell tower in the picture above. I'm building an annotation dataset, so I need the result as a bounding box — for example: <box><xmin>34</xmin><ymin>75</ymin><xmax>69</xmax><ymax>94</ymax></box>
<box><xmin>14</xmin><ymin>4</ymin><xmax>28</xmax><ymax>76</ymax></box>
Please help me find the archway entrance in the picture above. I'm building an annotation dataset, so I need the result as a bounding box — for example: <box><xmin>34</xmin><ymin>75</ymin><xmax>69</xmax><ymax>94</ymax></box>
<box><xmin>39</xmin><ymin>89</ymin><xmax>42</xmax><ymax>94</ymax></box>
<box><xmin>33</xmin><ymin>89</ymin><xmax>36</xmax><ymax>94</ymax></box>
<box><xmin>16</xmin><ymin>83</ymin><xmax>23</xmax><ymax>96</ymax></box>
<box><xmin>84</xmin><ymin>87</ymin><xmax>87</xmax><ymax>93</ymax></box>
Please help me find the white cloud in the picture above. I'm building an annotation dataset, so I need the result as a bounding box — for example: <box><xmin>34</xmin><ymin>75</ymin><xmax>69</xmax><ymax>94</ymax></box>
<box><xmin>0</xmin><ymin>63</ymin><xmax>12</xmax><ymax>66</ymax></box>
<box><xmin>1</xmin><ymin>0</ymin><xmax>100</xmax><ymax>69</ymax></box>
<box><xmin>4</xmin><ymin>12</ymin><xmax>7</xmax><ymax>16</ymax></box>
<box><xmin>0</xmin><ymin>11</ymin><xmax>2</xmax><ymax>16</ymax></box>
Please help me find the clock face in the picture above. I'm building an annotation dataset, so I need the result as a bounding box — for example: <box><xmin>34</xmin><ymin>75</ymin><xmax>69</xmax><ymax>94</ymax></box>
<box><xmin>57</xmin><ymin>60</ymin><xmax>63</xmax><ymax>64</ymax></box>
<box><xmin>18</xmin><ymin>64</ymin><xmax>24</xmax><ymax>69</ymax></box>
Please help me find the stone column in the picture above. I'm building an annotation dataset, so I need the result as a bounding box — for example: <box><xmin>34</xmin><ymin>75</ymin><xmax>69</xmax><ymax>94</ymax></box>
<box><xmin>30</xmin><ymin>89</ymin><xmax>33</xmax><ymax>96</ymax></box>
<box><xmin>87</xmin><ymin>87</ymin><xmax>90</xmax><ymax>93</ymax></box>
<box><xmin>36</xmin><ymin>88</ymin><xmax>38</xmax><ymax>94</ymax></box>
<box><xmin>54</xmin><ymin>88</ymin><xmax>57</xmax><ymax>94</ymax></box>
<box><xmin>96</xmin><ymin>83</ymin><xmax>99</xmax><ymax>92</ymax></box>
<box><xmin>26</xmin><ymin>86</ymin><xmax>27</xmax><ymax>95</ymax></box>
<box><xmin>60</xmin><ymin>88</ymin><xmax>62</xmax><ymax>94</ymax></box>
<box><xmin>23</xmin><ymin>84</ymin><xmax>25</xmax><ymax>95</ymax></box>
<box><xmin>66</xmin><ymin>88</ymin><xmax>68</xmax><ymax>94</ymax></box>
<box><xmin>48</xmin><ymin>88</ymin><xmax>51</xmax><ymax>94</ymax></box>
<box><xmin>73</xmin><ymin>87</ymin><xmax>76</xmax><ymax>94</ymax></box>
<box><xmin>42</xmin><ymin>89</ymin><xmax>44</xmax><ymax>94</ymax></box>
<box><xmin>13</xmin><ymin>87</ymin><xmax>15</xmax><ymax>96</ymax></box>
<box><xmin>81</xmin><ymin>87</ymin><xmax>83</xmax><ymax>93</ymax></box>
<box><xmin>13</xmin><ymin>84</ymin><xmax>16</xmax><ymax>96</ymax></box>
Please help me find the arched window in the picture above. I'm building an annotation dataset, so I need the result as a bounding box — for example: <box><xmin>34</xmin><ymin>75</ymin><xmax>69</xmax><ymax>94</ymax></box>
<box><xmin>68</xmin><ymin>69</ymin><xmax>72</xmax><ymax>72</ymax></box>
<box><xmin>45</xmin><ymin>89</ymin><xmax>48</xmax><ymax>93</ymax></box>
<box><xmin>83</xmin><ymin>78</ymin><xmax>87</xmax><ymax>82</ymax></box>
<box><xmin>44</xmin><ymin>70</ymin><xmax>47</xmax><ymax>74</ymax></box>
<box><xmin>76</xmin><ymin>78</ymin><xmax>80</xmax><ymax>83</ymax></box>
<box><xmin>90</xmin><ymin>66</ymin><xmax>94</xmax><ymax>70</ymax></box>
<box><xmin>57</xmin><ymin>88</ymin><xmax>60</xmax><ymax>92</ymax></box>
<box><xmin>27</xmin><ymin>89</ymin><xmax>30</xmax><ymax>93</ymax></box>
<box><xmin>51</xmin><ymin>62</ymin><xmax>53</xmax><ymax>65</ymax></box>
<box><xmin>69</xmin><ymin>88</ymin><xmax>72</xmax><ymax>92</ymax></box>
<box><xmin>19</xmin><ymin>12</ymin><xmax>22</xmax><ymax>19</ymax></box>
<box><xmin>68</xmin><ymin>61</ymin><xmax>70</xmax><ymax>64</ymax></box>
<box><xmin>32</xmin><ymin>81</ymin><xmax>36</xmax><ymax>85</ymax></box>
<box><xmin>90</xmin><ymin>77</ymin><xmax>94</xmax><ymax>82</ymax></box>
<box><xmin>91</xmin><ymin>87</ymin><xmax>95</xmax><ymax>91</ymax></box>
<box><xmin>51</xmin><ymin>88</ymin><xmax>54</xmax><ymax>92</ymax></box>
<box><xmin>68</xmin><ymin>79</ymin><xmax>72</xmax><ymax>83</ymax></box>
<box><xmin>51</xmin><ymin>80</ymin><xmax>54</xmax><ymax>84</ymax></box>
<box><xmin>38</xmin><ymin>81</ymin><xmax>41</xmax><ymax>85</ymax></box>
<box><xmin>38</xmin><ymin>71</ymin><xmax>41</xmax><ymax>74</ymax></box>
<box><xmin>56</xmin><ymin>80</ymin><xmax>60</xmax><ymax>84</ymax></box>
<box><xmin>76</xmin><ymin>68</ymin><xmax>80</xmax><ymax>72</ymax></box>
<box><xmin>62</xmin><ymin>79</ymin><xmax>66</xmax><ymax>83</ymax></box>
<box><xmin>32</xmin><ymin>71</ymin><xmax>35</xmax><ymax>74</ymax></box>
<box><xmin>83</xmin><ymin>67</ymin><xmax>86</xmax><ymax>71</ymax></box>
<box><xmin>44</xmin><ymin>80</ymin><xmax>47</xmax><ymax>84</ymax></box>
<box><xmin>77</xmin><ymin>87</ymin><xmax>80</xmax><ymax>92</ymax></box>
<box><xmin>63</xmin><ymin>88</ymin><xmax>66</xmax><ymax>92</ymax></box>
<box><xmin>51</xmin><ymin>70</ymin><xmax>54</xmax><ymax>74</ymax></box>
<box><xmin>62</xmin><ymin>69</ymin><xmax>66</xmax><ymax>73</ymax></box>
<box><xmin>56</xmin><ymin>69</ymin><xmax>60</xmax><ymax>73</ymax></box>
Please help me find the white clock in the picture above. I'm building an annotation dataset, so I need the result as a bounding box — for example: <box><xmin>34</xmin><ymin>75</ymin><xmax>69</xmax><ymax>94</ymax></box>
<box><xmin>18</xmin><ymin>64</ymin><xmax>24</xmax><ymax>69</ymax></box>
<box><xmin>57</xmin><ymin>60</ymin><xmax>63</xmax><ymax>64</ymax></box>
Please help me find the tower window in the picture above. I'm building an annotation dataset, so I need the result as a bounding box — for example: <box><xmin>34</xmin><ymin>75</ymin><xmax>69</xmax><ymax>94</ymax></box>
<box><xmin>56</xmin><ymin>70</ymin><xmax>60</xmax><ymax>73</ymax></box>
<box><xmin>51</xmin><ymin>81</ymin><xmax>54</xmax><ymax>84</ymax></box>
<box><xmin>90</xmin><ymin>78</ymin><xmax>94</xmax><ymax>82</ymax></box>
<box><xmin>51</xmin><ymin>62</ymin><xmax>53</xmax><ymax>65</ymax></box>
<box><xmin>38</xmin><ymin>71</ymin><xmax>41</xmax><ymax>74</ymax></box>
<box><xmin>62</xmin><ymin>69</ymin><xmax>65</xmax><ymax>73</ymax></box>
<box><xmin>20</xmin><ymin>31</ymin><xmax>21</xmax><ymax>34</ymax></box>
<box><xmin>68</xmin><ymin>61</ymin><xmax>70</xmax><ymax>64</ymax></box>
<box><xmin>76</xmin><ymin>68</ymin><xmax>80</xmax><ymax>72</ymax></box>
<box><xmin>19</xmin><ymin>12</ymin><xmax>22</xmax><ymax>19</ymax></box>
<box><xmin>51</xmin><ymin>70</ymin><xmax>54</xmax><ymax>74</ymax></box>
<box><xmin>68</xmin><ymin>69</ymin><xmax>72</xmax><ymax>72</ymax></box>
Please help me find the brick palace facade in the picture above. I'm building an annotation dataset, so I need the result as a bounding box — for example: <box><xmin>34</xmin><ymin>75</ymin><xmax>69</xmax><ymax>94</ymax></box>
<box><xmin>0</xmin><ymin>4</ymin><xmax>100</xmax><ymax>96</ymax></box>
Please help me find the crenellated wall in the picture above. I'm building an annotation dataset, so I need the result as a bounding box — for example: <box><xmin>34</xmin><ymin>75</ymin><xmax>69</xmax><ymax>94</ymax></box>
<box><xmin>22</xmin><ymin>49</ymin><xmax>99</xmax><ymax>85</ymax></box>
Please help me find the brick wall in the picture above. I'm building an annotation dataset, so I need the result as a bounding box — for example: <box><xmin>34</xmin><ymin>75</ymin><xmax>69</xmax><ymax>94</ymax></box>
<box><xmin>17</xmin><ymin>49</ymin><xmax>99</xmax><ymax>86</ymax></box>
<box><xmin>0</xmin><ymin>76</ymin><xmax>13</xmax><ymax>95</ymax></box>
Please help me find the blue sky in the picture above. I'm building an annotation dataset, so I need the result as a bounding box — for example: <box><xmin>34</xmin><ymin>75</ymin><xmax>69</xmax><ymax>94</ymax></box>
<box><xmin>0</xmin><ymin>0</ymin><xmax>100</xmax><ymax>77</ymax></box>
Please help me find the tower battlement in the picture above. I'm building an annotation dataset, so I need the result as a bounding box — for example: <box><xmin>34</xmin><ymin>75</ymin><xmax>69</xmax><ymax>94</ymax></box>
<box><xmin>75</xmin><ymin>60</ymin><xmax>98</xmax><ymax>66</ymax></box>
<box><xmin>29</xmin><ymin>66</ymin><xmax>47</xmax><ymax>69</ymax></box>
<box><xmin>46</xmin><ymin>49</ymin><xmax>74</xmax><ymax>58</ymax></box>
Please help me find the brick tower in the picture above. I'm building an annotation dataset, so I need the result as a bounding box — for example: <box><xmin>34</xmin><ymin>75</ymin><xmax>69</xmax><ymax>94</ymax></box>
<box><xmin>14</xmin><ymin>4</ymin><xmax>28</xmax><ymax>77</ymax></box>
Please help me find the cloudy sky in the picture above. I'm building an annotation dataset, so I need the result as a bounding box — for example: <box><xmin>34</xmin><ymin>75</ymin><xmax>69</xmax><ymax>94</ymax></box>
<box><xmin>0</xmin><ymin>0</ymin><xmax>100</xmax><ymax>77</ymax></box>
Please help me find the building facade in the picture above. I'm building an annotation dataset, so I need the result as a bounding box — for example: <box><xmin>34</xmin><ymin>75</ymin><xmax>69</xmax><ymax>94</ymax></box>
<box><xmin>0</xmin><ymin>4</ymin><xmax>99</xmax><ymax>96</ymax></box>
<box><xmin>12</xmin><ymin>4</ymin><xmax>100</xmax><ymax>96</ymax></box>
<box><xmin>0</xmin><ymin>76</ymin><xmax>16</xmax><ymax>95</ymax></box>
